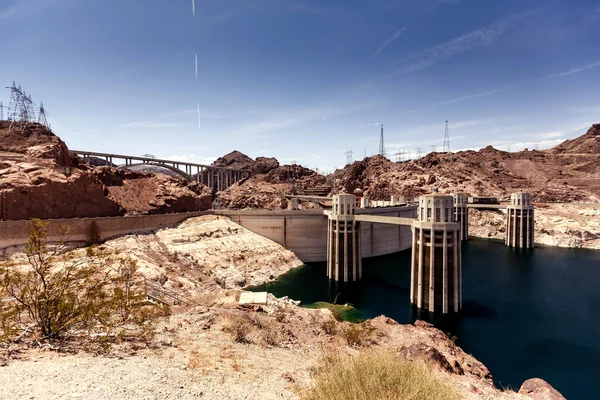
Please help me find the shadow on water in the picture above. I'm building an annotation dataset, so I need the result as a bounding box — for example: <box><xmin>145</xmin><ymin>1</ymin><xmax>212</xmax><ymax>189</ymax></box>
<box><xmin>248</xmin><ymin>240</ymin><xmax>600</xmax><ymax>399</ymax></box>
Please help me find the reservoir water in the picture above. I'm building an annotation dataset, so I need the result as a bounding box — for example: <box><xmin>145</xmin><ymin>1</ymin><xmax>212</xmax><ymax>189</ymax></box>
<box><xmin>250</xmin><ymin>240</ymin><xmax>600</xmax><ymax>399</ymax></box>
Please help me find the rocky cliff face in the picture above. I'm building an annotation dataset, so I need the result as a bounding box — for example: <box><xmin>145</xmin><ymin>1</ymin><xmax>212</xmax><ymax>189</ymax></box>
<box><xmin>0</xmin><ymin>122</ymin><xmax>213</xmax><ymax>220</ymax></box>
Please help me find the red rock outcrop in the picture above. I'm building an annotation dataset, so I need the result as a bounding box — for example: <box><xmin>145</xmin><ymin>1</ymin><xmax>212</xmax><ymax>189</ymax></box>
<box><xmin>214</xmin><ymin>162</ymin><xmax>327</xmax><ymax>210</ymax></box>
<box><xmin>551</xmin><ymin>123</ymin><xmax>600</xmax><ymax>154</ymax></box>
<box><xmin>519</xmin><ymin>378</ymin><xmax>566</xmax><ymax>400</ymax></box>
<box><xmin>212</xmin><ymin>150</ymin><xmax>255</xmax><ymax>170</ymax></box>
<box><xmin>0</xmin><ymin>122</ymin><xmax>213</xmax><ymax>220</ymax></box>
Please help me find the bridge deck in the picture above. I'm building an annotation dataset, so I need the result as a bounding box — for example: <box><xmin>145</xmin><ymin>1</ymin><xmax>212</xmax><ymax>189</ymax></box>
<box><xmin>71</xmin><ymin>150</ymin><xmax>248</xmax><ymax>172</ymax></box>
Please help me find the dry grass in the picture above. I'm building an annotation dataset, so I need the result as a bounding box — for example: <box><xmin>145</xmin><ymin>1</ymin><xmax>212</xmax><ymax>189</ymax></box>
<box><xmin>301</xmin><ymin>351</ymin><xmax>460</xmax><ymax>400</ymax></box>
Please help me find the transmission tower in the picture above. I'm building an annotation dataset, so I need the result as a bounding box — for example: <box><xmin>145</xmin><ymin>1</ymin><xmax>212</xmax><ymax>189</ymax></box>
<box><xmin>407</xmin><ymin>150</ymin><xmax>411</xmax><ymax>160</ymax></box>
<box><xmin>6</xmin><ymin>82</ymin><xmax>38</xmax><ymax>123</ymax></box>
<box><xmin>443</xmin><ymin>120</ymin><xmax>450</xmax><ymax>153</ymax></box>
<box><xmin>37</xmin><ymin>101</ymin><xmax>49</xmax><ymax>127</ymax></box>
<box><xmin>379</xmin><ymin>124</ymin><xmax>385</xmax><ymax>157</ymax></box>
<box><xmin>416</xmin><ymin>147</ymin><xmax>422</xmax><ymax>158</ymax></box>
<box><xmin>431</xmin><ymin>145</ymin><xmax>436</xmax><ymax>153</ymax></box>
<box><xmin>0</xmin><ymin>101</ymin><xmax>7</xmax><ymax>120</ymax></box>
<box><xmin>291</xmin><ymin>160</ymin><xmax>297</xmax><ymax>165</ymax></box>
<box><xmin>394</xmin><ymin>151</ymin><xmax>401</xmax><ymax>162</ymax></box>
<box><xmin>345</xmin><ymin>149</ymin><xmax>354</xmax><ymax>165</ymax></box>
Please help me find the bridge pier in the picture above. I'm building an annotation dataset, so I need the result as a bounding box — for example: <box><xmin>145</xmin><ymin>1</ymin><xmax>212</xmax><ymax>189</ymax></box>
<box><xmin>505</xmin><ymin>191</ymin><xmax>534</xmax><ymax>248</ymax></box>
<box><xmin>411</xmin><ymin>194</ymin><xmax>462</xmax><ymax>313</ymax></box>
<box><xmin>327</xmin><ymin>194</ymin><xmax>361</xmax><ymax>282</ymax></box>
<box><xmin>453</xmin><ymin>193</ymin><xmax>468</xmax><ymax>241</ymax></box>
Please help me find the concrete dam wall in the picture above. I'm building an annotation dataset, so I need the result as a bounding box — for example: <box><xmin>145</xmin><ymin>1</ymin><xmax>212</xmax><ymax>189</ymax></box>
<box><xmin>217</xmin><ymin>206</ymin><xmax>417</xmax><ymax>262</ymax></box>
<box><xmin>0</xmin><ymin>206</ymin><xmax>417</xmax><ymax>262</ymax></box>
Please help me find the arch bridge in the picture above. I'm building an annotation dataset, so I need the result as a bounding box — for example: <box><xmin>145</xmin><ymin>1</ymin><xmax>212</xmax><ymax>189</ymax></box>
<box><xmin>71</xmin><ymin>150</ymin><xmax>250</xmax><ymax>191</ymax></box>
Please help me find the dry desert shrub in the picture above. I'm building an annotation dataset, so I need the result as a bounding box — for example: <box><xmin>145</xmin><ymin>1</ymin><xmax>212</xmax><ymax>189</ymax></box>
<box><xmin>301</xmin><ymin>351</ymin><xmax>460</xmax><ymax>400</ymax></box>
<box><xmin>222</xmin><ymin>313</ymin><xmax>253</xmax><ymax>343</ymax></box>
<box><xmin>341</xmin><ymin>323</ymin><xmax>374</xmax><ymax>347</ymax></box>
<box><xmin>320</xmin><ymin>318</ymin><xmax>337</xmax><ymax>335</ymax></box>
<box><xmin>261</xmin><ymin>324</ymin><xmax>280</xmax><ymax>347</ymax></box>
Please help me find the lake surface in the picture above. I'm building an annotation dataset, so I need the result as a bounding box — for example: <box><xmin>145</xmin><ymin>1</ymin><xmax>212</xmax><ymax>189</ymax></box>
<box><xmin>250</xmin><ymin>240</ymin><xmax>600</xmax><ymax>399</ymax></box>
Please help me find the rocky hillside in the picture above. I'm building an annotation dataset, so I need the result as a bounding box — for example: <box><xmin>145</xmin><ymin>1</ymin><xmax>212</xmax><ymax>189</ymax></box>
<box><xmin>331</xmin><ymin>123</ymin><xmax>600</xmax><ymax>203</ymax></box>
<box><xmin>551</xmin><ymin>123</ymin><xmax>600</xmax><ymax>154</ymax></box>
<box><xmin>0</xmin><ymin>121</ymin><xmax>212</xmax><ymax>220</ymax></box>
<box><xmin>213</xmin><ymin>151</ymin><xmax>327</xmax><ymax>209</ymax></box>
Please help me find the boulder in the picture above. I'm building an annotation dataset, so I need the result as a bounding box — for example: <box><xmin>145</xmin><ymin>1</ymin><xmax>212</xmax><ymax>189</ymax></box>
<box><xmin>518</xmin><ymin>378</ymin><xmax>566</xmax><ymax>400</ymax></box>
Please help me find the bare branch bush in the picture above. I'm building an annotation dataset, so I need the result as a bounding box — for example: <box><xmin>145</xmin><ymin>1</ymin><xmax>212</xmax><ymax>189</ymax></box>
<box><xmin>0</xmin><ymin>219</ymin><xmax>168</xmax><ymax>351</ymax></box>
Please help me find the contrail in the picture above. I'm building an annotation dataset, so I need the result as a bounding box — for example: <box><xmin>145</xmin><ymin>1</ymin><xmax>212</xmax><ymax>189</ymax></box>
<box><xmin>196</xmin><ymin>99</ymin><xmax>201</xmax><ymax>132</ymax></box>
<box><xmin>194</xmin><ymin>52</ymin><xmax>198</xmax><ymax>78</ymax></box>
<box><xmin>192</xmin><ymin>0</ymin><xmax>195</xmax><ymax>19</ymax></box>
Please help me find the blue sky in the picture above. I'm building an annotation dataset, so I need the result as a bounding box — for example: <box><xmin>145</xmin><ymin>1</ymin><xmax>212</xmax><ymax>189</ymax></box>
<box><xmin>1</xmin><ymin>0</ymin><xmax>599</xmax><ymax>172</ymax></box>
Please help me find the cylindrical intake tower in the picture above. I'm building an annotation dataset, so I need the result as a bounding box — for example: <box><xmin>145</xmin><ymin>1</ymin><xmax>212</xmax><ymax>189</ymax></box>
<box><xmin>327</xmin><ymin>194</ymin><xmax>361</xmax><ymax>282</ymax></box>
<box><xmin>505</xmin><ymin>192</ymin><xmax>534</xmax><ymax>248</ymax></box>
<box><xmin>453</xmin><ymin>193</ymin><xmax>469</xmax><ymax>241</ymax></box>
<box><xmin>411</xmin><ymin>194</ymin><xmax>462</xmax><ymax>313</ymax></box>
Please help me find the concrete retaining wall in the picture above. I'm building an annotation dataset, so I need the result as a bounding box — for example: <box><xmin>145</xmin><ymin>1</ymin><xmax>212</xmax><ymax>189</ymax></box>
<box><xmin>0</xmin><ymin>211</ymin><xmax>212</xmax><ymax>257</ymax></box>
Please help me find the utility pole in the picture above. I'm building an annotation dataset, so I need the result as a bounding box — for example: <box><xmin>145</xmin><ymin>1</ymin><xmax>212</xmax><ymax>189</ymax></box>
<box><xmin>0</xmin><ymin>101</ymin><xmax>7</xmax><ymax>120</ymax></box>
<box><xmin>379</xmin><ymin>124</ymin><xmax>385</xmax><ymax>157</ymax></box>
<box><xmin>345</xmin><ymin>149</ymin><xmax>354</xmax><ymax>165</ymax></box>
<box><xmin>443</xmin><ymin>120</ymin><xmax>450</xmax><ymax>153</ymax></box>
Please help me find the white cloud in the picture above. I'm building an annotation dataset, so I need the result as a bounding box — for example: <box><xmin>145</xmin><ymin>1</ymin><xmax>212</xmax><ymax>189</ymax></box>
<box><xmin>167</xmin><ymin>154</ymin><xmax>217</xmax><ymax>165</ymax></box>
<box><xmin>360</xmin><ymin>122</ymin><xmax>380</xmax><ymax>128</ymax></box>
<box><xmin>548</xmin><ymin>60</ymin><xmax>600</xmax><ymax>78</ymax></box>
<box><xmin>568</xmin><ymin>105</ymin><xmax>600</xmax><ymax>113</ymax></box>
<box><xmin>393</xmin><ymin>12</ymin><xmax>528</xmax><ymax>74</ymax></box>
<box><xmin>120</xmin><ymin>121</ymin><xmax>180</xmax><ymax>128</ymax></box>
<box><xmin>373</xmin><ymin>26</ymin><xmax>408</xmax><ymax>57</ymax></box>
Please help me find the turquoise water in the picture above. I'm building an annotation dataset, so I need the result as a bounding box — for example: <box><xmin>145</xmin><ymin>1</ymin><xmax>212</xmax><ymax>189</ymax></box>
<box><xmin>249</xmin><ymin>240</ymin><xmax>600</xmax><ymax>399</ymax></box>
